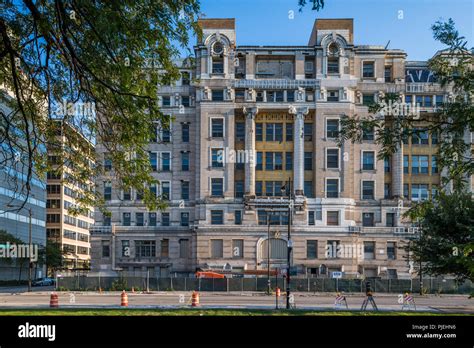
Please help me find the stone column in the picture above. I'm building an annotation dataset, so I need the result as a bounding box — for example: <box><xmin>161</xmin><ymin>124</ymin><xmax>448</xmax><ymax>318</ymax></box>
<box><xmin>244</xmin><ymin>107</ymin><xmax>258</xmax><ymax>196</ymax></box>
<box><xmin>290</xmin><ymin>106</ymin><xmax>309</xmax><ymax>195</ymax></box>
<box><xmin>392</xmin><ymin>143</ymin><xmax>404</xmax><ymax>198</ymax></box>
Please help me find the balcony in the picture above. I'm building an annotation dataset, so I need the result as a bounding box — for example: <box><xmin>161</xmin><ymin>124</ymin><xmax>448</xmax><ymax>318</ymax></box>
<box><xmin>232</xmin><ymin>79</ymin><xmax>320</xmax><ymax>89</ymax></box>
<box><xmin>406</xmin><ymin>83</ymin><xmax>443</xmax><ymax>93</ymax></box>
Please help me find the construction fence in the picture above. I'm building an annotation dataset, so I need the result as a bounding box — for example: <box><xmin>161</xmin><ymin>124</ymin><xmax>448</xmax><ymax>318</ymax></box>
<box><xmin>55</xmin><ymin>276</ymin><xmax>474</xmax><ymax>294</ymax></box>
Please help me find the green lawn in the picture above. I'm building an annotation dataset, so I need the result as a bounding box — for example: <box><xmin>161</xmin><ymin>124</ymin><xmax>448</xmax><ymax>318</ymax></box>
<box><xmin>0</xmin><ymin>308</ymin><xmax>468</xmax><ymax>316</ymax></box>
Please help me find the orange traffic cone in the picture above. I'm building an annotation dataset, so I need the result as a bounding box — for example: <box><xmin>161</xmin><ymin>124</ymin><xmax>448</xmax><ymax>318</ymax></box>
<box><xmin>121</xmin><ymin>290</ymin><xmax>128</xmax><ymax>307</ymax></box>
<box><xmin>276</xmin><ymin>287</ymin><xmax>281</xmax><ymax>297</ymax></box>
<box><xmin>191</xmin><ymin>291</ymin><xmax>199</xmax><ymax>307</ymax></box>
<box><xmin>50</xmin><ymin>292</ymin><xmax>59</xmax><ymax>308</ymax></box>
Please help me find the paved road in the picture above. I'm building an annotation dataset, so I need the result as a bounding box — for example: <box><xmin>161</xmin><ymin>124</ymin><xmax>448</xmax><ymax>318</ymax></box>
<box><xmin>0</xmin><ymin>291</ymin><xmax>472</xmax><ymax>313</ymax></box>
<box><xmin>0</xmin><ymin>285</ymin><xmax>55</xmax><ymax>293</ymax></box>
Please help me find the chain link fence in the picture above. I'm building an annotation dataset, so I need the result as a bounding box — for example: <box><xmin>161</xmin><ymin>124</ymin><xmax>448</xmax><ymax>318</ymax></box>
<box><xmin>55</xmin><ymin>275</ymin><xmax>474</xmax><ymax>294</ymax></box>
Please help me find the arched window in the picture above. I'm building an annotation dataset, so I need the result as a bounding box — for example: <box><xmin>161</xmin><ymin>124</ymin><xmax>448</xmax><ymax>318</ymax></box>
<box><xmin>327</xmin><ymin>43</ymin><xmax>339</xmax><ymax>74</ymax></box>
<box><xmin>260</xmin><ymin>238</ymin><xmax>287</xmax><ymax>260</ymax></box>
<box><xmin>211</xmin><ymin>41</ymin><xmax>224</xmax><ymax>74</ymax></box>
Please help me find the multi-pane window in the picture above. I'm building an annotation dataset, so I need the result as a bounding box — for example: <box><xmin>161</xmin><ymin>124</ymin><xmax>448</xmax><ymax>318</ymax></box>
<box><xmin>326</xmin><ymin>149</ymin><xmax>339</xmax><ymax>169</ymax></box>
<box><xmin>123</xmin><ymin>212</ymin><xmax>131</xmax><ymax>226</ymax></box>
<box><xmin>362</xmin><ymin>61</ymin><xmax>375</xmax><ymax>78</ymax></box>
<box><xmin>104</xmin><ymin>154</ymin><xmax>112</xmax><ymax>171</ymax></box>
<box><xmin>384</xmin><ymin>157</ymin><xmax>391</xmax><ymax>172</ymax></box>
<box><xmin>412</xmin><ymin>155</ymin><xmax>429</xmax><ymax>174</ymax></box>
<box><xmin>162</xmin><ymin>96</ymin><xmax>171</xmax><ymax>107</ymax></box>
<box><xmin>304</xmin><ymin>181</ymin><xmax>314</xmax><ymax>198</ymax></box>
<box><xmin>412</xmin><ymin>129</ymin><xmax>429</xmax><ymax>145</ymax></box>
<box><xmin>211</xmin><ymin>178</ymin><xmax>224</xmax><ymax>197</ymax></box>
<box><xmin>286</xmin><ymin>123</ymin><xmax>293</xmax><ymax>141</ymax></box>
<box><xmin>265</xmin><ymin>181</ymin><xmax>283</xmax><ymax>196</ymax></box>
<box><xmin>384</xmin><ymin>183</ymin><xmax>391</xmax><ymax>199</ymax></box>
<box><xmin>384</xmin><ymin>66</ymin><xmax>392</xmax><ymax>82</ymax></box>
<box><xmin>180</xmin><ymin>212</ymin><xmax>189</xmax><ymax>226</ymax></box>
<box><xmin>387</xmin><ymin>242</ymin><xmax>397</xmax><ymax>260</ymax></box>
<box><xmin>435</xmin><ymin>95</ymin><xmax>444</xmax><ymax>107</ymax></box>
<box><xmin>256</xmin><ymin>123</ymin><xmax>263</xmax><ymax>141</ymax></box>
<box><xmin>211</xmin><ymin>148</ymin><xmax>224</xmax><ymax>168</ymax></box>
<box><xmin>308</xmin><ymin>211</ymin><xmax>315</xmax><ymax>225</ymax></box>
<box><xmin>211</xmin><ymin>118</ymin><xmax>224</xmax><ymax>137</ymax></box>
<box><xmin>234</xmin><ymin>210</ymin><xmax>242</xmax><ymax>225</ymax></box>
<box><xmin>265</xmin><ymin>123</ymin><xmax>283</xmax><ymax>142</ymax></box>
<box><xmin>181</xmin><ymin>181</ymin><xmax>190</xmax><ymax>200</ymax></box>
<box><xmin>304</xmin><ymin>152</ymin><xmax>313</xmax><ymax>170</ymax></box>
<box><xmin>411</xmin><ymin>184</ymin><xmax>429</xmax><ymax>201</ymax></box>
<box><xmin>47</xmin><ymin>214</ymin><xmax>61</xmax><ymax>223</ymax></box>
<box><xmin>265</xmin><ymin>152</ymin><xmax>273</xmax><ymax>171</ymax></box>
<box><xmin>326</xmin><ymin>119</ymin><xmax>339</xmax><ymax>138</ymax></box>
<box><xmin>233</xmin><ymin>181</ymin><xmax>244</xmax><ymax>198</ymax></box>
<box><xmin>431</xmin><ymin>131</ymin><xmax>439</xmax><ymax>145</ymax></box>
<box><xmin>182</xmin><ymin>123</ymin><xmax>190</xmax><ymax>142</ymax></box>
<box><xmin>181</xmin><ymin>152</ymin><xmax>189</xmax><ymax>171</ymax></box>
<box><xmin>403</xmin><ymin>184</ymin><xmax>409</xmax><ymax>198</ymax></box>
<box><xmin>211</xmin><ymin>210</ymin><xmax>224</xmax><ymax>225</ymax></box>
<box><xmin>256</xmin><ymin>181</ymin><xmax>263</xmax><ymax>196</ymax></box>
<box><xmin>181</xmin><ymin>96</ymin><xmax>190</xmax><ymax>107</ymax></box>
<box><xmin>327</xmin><ymin>90</ymin><xmax>339</xmax><ymax>101</ymax></box>
<box><xmin>432</xmin><ymin>155</ymin><xmax>438</xmax><ymax>174</ymax></box>
<box><xmin>212</xmin><ymin>57</ymin><xmax>223</xmax><ymax>74</ymax></box>
<box><xmin>236</xmin><ymin>122</ymin><xmax>245</xmax><ymax>141</ymax></box>
<box><xmin>404</xmin><ymin>155</ymin><xmax>409</xmax><ymax>174</ymax></box>
<box><xmin>136</xmin><ymin>212</ymin><xmax>144</xmax><ymax>226</ymax></box>
<box><xmin>102</xmin><ymin>241</ymin><xmax>110</xmax><ymax>258</ymax></box>
<box><xmin>256</xmin><ymin>152</ymin><xmax>263</xmax><ymax>170</ymax></box>
<box><xmin>307</xmin><ymin>240</ymin><xmax>318</xmax><ymax>259</ymax></box>
<box><xmin>135</xmin><ymin>241</ymin><xmax>156</xmax><ymax>257</ymax></box>
<box><xmin>362</xmin><ymin>181</ymin><xmax>375</xmax><ymax>200</ymax></box>
<box><xmin>149</xmin><ymin>152</ymin><xmax>158</xmax><ymax>171</ymax></box>
<box><xmin>362</xmin><ymin>151</ymin><xmax>375</xmax><ymax>170</ymax></box>
<box><xmin>386</xmin><ymin>213</ymin><xmax>395</xmax><ymax>227</ymax></box>
<box><xmin>326</xmin><ymin>179</ymin><xmax>339</xmax><ymax>198</ymax></box>
<box><xmin>274</xmin><ymin>152</ymin><xmax>283</xmax><ymax>170</ymax></box>
<box><xmin>161</xmin><ymin>213</ymin><xmax>170</xmax><ymax>226</ymax></box>
<box><xmin>161</xmin><ymin>152</ymin><xmax>171</xmax><ymax>171</ymax></box>
<box><xmin>212</xmin><ymin>90</ymin><xmax>224</xmax><ymax>101</ymax></box>
<box><xmin>304</xmin><ymin>123</ymin><xmax>313</xmax><ymax>141</ymax></box>
<box><xmin>362</xmin><ymin>94</ymin><xmax>374</xmax><ymax>106</ymax></box>
<box><xmin>161</xmin><ymin>181</ymin><xmax>170</xmax><ymax>200</ymax></box>
<box><xmin>327</xmin><ymin>211</ymin><xmax>339</xmax><ymax>226</ymax></box>
<box><xmin>104</xmin><ymin>182</ymin><xmax>112</xmax><ymax>201</ymax></box>
<box><xmin>149</xmin><ymin>213</ymin><xmax>157</xmax><ymax>226</ymax></box>
<box><xmin>285</xmin><ymin>152</ymin><xmax>292</xmax><ymax>170</ymax></box>
<box><xmin>364</xmin><ymin>241</ymin><xmax>375</xmax><ymax>259</ymax></box>
<box><xmin>362</xmin><ymin>126</ymin><xmax>374</xmax><ymax>141</ymax></box>
<box><xmin>328</xmin><ymin>56</ymin><xmax>339</xmax><ymax>74</ymax></box>
<box><xmin>362</xmin><ymin>213</ymin><xmax>374</xmax><ymax>227</ymax></box>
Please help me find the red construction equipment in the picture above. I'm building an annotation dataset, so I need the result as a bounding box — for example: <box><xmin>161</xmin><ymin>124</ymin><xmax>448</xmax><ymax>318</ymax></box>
<box><xmin>121</xmin><ymin>290</ymin><xmax>128</xmax><ymax>307</ymax></box>
<box><xmin>191</xmin><ymin>291</ymin><xmax>200</xmax><ymax>307</ymax></box>
<box><xmin>195</xmin><ymin>271</ymin><xmax>225</xmax><ymax>278</ymax></box>
<box><xmin>50</xmin><ymin>292</ymin><xmax>59</xmax><ymax>308</ymax></box>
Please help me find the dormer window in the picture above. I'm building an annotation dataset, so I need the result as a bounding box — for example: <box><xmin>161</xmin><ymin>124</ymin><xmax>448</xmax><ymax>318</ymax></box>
<box><xmin>327</xmin><ymin>43</ymin><xmax>339</xmax><ymax>74</ymax></box>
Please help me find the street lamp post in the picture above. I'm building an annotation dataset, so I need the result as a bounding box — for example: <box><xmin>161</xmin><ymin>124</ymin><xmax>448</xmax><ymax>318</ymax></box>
<box><xmin>267</xmin><ymin>212</ymin><xmax>271</xmax><ymax>295</ymax></box>
<box><xmin>281</xmin><ymin>177</ymin><xmax>293</xmax><ymax>310</ymax></box>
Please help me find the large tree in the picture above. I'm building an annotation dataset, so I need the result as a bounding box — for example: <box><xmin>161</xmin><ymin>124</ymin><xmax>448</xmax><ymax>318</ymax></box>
<box><xmin>0</xmin><ymin>1</ymin><xmax>201</xmax><ymax>214</ymax></box>
<box><xmin>407</xmin><ymin>192</ymin><xmax>474</xmax><ymax>282</ymax></box>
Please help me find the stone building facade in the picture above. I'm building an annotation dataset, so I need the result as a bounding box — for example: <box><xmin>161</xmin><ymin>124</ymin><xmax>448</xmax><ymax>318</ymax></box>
<box><xmin>91</xmin><ymin>18</ymin><xmax>470</xmax><ymax>279</ymax></box>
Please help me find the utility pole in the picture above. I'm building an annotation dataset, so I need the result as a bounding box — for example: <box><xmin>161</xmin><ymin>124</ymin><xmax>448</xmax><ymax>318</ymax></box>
<box><xmin>28</xmin><ymin>208</ymin><xmax>32</xmax><ymax>292</ymax></box>
<box><xmin>286</xmin><ymin>178</ymin><xmax>292</xmax><ymax>309</ymax></box>
<box><xmin>267</xmin><ymin>213</ymin><xmax>271</xmax><ymax>295</ymax></box>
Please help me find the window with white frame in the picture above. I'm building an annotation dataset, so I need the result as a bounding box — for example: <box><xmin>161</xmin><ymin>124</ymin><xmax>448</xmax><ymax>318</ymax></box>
<box><xmin>326</xmin><ymin>178</ymin><xmax>339</xmax><ymax>198</ymax></box>
<box><xmin>362</xmin><ymin>181</ymin><xmax>375</xmax><ymax>200</ymax></box>
<box><xmin>326</xmin><ymin>148</ymin><xmax>339</xmax><ymax>169</ymax></box>
<box><xmin>211</xmin><ymin>118</ymin><xmax>224</xmax><ymax>138</ymax></box>
<box><xmin>362</xmin><ymin>151</ymin><xmax>375</xmax><ymax>171</ymax></box>
<box><xmin>326</xmin><ymin>119</ymin><xmax>339</xmax><ymax>138</ymax></box>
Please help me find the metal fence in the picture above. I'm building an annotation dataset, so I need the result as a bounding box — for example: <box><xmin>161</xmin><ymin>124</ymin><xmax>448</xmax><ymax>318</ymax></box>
<box><xmin>56</xmin><ymin>276</ymin><xmax>474</xmax><ymax>294</ymax></box>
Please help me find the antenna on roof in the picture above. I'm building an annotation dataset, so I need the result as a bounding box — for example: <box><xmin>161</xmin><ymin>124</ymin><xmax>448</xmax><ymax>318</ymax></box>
<box><xmin>384</xmin><ymin>40</ymin><xmax>391</xmax><ymax>50</ymax></box>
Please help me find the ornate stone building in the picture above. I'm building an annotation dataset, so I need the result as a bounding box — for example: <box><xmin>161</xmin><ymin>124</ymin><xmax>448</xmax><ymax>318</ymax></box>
<box><xmin>91</xmin><ymin>18</ymin><xmax>469</xmax><ymax>279</ymax></box>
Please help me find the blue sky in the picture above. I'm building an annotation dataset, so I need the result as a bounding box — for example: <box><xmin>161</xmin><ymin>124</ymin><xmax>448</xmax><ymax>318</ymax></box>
<box><xmin>193</xmin><ymin>0</ymin><xmax>473</xmax><ymax>61</ymax></box>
